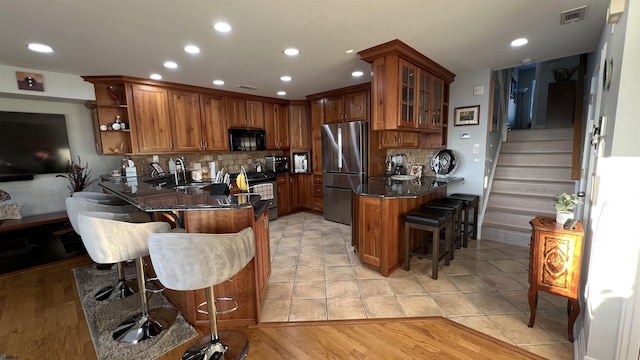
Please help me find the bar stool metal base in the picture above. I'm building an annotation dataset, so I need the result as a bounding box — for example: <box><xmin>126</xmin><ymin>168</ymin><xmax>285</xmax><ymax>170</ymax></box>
<box><xmin>182</xmin><ymin>330</ymin><xmax>249</xmax><ymax>360</ymax></box>
<box><xmin>94</xmin><ymin>279</ymin><xmax>135</xmax><ymax>301</ymax></box>
<box><xmin>112</xmin><ymin>307</ymin><xmax>177</xmax><ymax>344</ymax></box>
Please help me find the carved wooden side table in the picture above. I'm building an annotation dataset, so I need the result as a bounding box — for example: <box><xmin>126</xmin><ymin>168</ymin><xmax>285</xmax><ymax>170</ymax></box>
<box><xmin>528</xmin><ymin>216</ymin><xmax>584</xmax><ymax>342</ymax></box>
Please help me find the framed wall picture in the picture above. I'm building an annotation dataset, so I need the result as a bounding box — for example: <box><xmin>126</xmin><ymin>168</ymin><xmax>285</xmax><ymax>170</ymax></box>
<box><xmin>453</xmin><ymin>105</ymin><xmax>480</xmax><ymax>126</ymax></box>
<box><xmin>489</xmin><ymin>80</ymin><xmax>501</xmax><ymax>132</ymax></box>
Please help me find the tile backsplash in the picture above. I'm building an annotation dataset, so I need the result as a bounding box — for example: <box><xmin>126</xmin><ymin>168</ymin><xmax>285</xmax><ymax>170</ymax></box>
<box><xmin>385</xmin><ymin>148</ymin><xmax>441</xmax><ymax>176</ymax></box>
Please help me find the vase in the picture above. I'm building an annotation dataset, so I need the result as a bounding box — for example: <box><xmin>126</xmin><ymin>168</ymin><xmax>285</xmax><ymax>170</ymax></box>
<box><xmin>556</xmin><ymin>211</ymin><xmax>573</xmax><ymax>224</ymax></box>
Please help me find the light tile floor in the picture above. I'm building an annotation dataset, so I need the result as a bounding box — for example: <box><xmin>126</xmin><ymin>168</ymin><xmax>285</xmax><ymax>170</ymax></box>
<box><xmin>260</xmin><ymin>212</ymin><xmax>574</xmax><ymax>360</ymax></box>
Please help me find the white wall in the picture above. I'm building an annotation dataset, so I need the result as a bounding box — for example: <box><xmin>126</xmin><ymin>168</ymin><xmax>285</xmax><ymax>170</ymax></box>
<box><xmin>0</xmin><ymin>66</ymin><xmax>119</xmax><ymax>216</ymax></box>
<box><xmin>446</xmin><ymin>69</ymin><xmax>491</xmax><ymax>235</ymax></box>
<box><xmin>577</xmin><ymin>0</ymin><xmax>640</xmax><ymax>358</ymax></box>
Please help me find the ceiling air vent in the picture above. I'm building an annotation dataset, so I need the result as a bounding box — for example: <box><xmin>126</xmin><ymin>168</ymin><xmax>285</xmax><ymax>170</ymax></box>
<box><xmin>561</xmin><ymin>5</ymin><xmax>587</xmax><ymax>24</ymax></box>
<box><xmin>238</xmin><ymin>85</ymin><xmax>258</xmax><ymax>90</ymax></box>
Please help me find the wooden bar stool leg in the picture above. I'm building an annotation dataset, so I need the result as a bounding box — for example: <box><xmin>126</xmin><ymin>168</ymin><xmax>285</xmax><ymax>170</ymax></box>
<box><xmin>462</xmin><ymin>208</ymin><xmax>470</xmax><ymax>248</ymax></box>
<box><xmin>446</xmin><ymin>220</ymin><xmax>453</xmax><ymax>263</ymax></box>
<box><xmin>471</xmin><ymin>203</ymin><xmax>479</xmax><ymax>241</ymax></box>
<box><xmin>432</xmin><ymin>226</ymin><xmax>440</xmax><ymax>280</ymax></box>
<box><xmin>404</xmin><ymin>222</ymin><xmax>411</xmax><ymax>271</ymax></box>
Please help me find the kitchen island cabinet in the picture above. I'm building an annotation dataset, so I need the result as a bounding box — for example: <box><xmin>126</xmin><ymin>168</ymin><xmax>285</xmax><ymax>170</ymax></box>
<box><xmin>99</xmin><ymin>178</ymin><xmax>271</xmax><ymax>329</ymax></box>
<box><xmin>352</xmin><ymin>176</ymin><xmax>462</xmax><ymax>276</ymax></box>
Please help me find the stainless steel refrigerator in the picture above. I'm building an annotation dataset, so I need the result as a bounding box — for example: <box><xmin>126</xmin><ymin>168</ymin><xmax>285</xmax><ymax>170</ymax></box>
<box><xmin>322</xmin><ymin>121</ymin><xmax>368</xmax><ymax>225</ymax></box>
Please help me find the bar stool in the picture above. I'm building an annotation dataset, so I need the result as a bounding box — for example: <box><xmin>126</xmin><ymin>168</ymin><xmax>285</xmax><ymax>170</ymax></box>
<box><xmin>77</xmin><ymin>211</ymin><xmax>178</xmax><ymax>343</ymax></box>
<box><xmin>421</xmin><ymin>197</ymin><xmax>464</xmax><ymax>251</ymax></box>
<box><xmin>148</xmin><ymin>228</ymin><xmax>255</xmax><ymax>360</ymax></box>
<box><xmin>404</xmin><ymin>208</ymin><xmax>452</xmax><ymax>280</ymax></box>
<box><xmin>65</xmin><ymin>196</ymin><xmax>147</xmax><ymax>301</ymax></box>
<box><xmin>71</xmin><ymin>191</ymin><xmax>127</xmax><ymax>206</ymax></box>
<box><xmin>448</xmin><ymin>193</ymin><xmax>479</xmax><ymax>247</ymax></box>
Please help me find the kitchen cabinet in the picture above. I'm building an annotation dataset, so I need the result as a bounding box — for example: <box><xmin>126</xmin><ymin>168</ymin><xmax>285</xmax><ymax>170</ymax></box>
<box><xmin>277</xmin><ymin>175</ymin><xmax>291</xmax><ymax>216</ymax></box>
<box><xmin>528</xmin><ymin>216</ymin><xmax>584</xmax><ymax>342</ymax></box>
<box><xmin>289</xmin><ymin>103</ymin><xmax>310</xmax><ymax>150</ymax></box>
<box><xmin>254</xmin><ymin>210</ymin><xmax>271</xmax><ymax>302</ymax></box>
<box><xmin>200</xmin><ymin>94</ymin><xmax>229</xmax><ymax>151</ymax></box>
<box><xmin>130</xmin><ymin>84</ymin><xmax>173</xmax><ymax>153</ymax></box>
<box><xmin>84</xmin><ymin>80</ymin><xmax>133</xmax><ymax>155</ymax></box>
<box><xmin>296</xmin><ymin>174</ymin><xmax>313</xmax><ymax>210</ymax></box>
<box><xmin>226</xmin><ymin>97</ymin><xmax>264</xmax><ymax>129</ymax></box>
<box><xmin>323</xmin><ymin>89</ymin><xmax>368</xmax><ymax>123</ymax></box>
<box><xmin>169</xmin><ymin>89</ymin><xmax>202</xmax><ymax>152</ymax></box>
<box><xmin>359</xmin><ymin>40</ymin><xmax>454</xmax><ymax>137</ymax></box>
<box><xmin>310</xmin><ymin>99</ymin><xmax>324</xmax><ymax>174</ymax></box>
<box><xmin>379</xmin><ymin>130</ymin><xmax>419</xmax><ymax>149</ymax></box>
<box><xmin>264</xmin><ymin>103</ymin><xmax>289</xmax><ymax>150</ymax></box>
<box><xmin>313</xmin><ymin>174</ymin><xmax>323</xmax><ymax>211</ymax></box>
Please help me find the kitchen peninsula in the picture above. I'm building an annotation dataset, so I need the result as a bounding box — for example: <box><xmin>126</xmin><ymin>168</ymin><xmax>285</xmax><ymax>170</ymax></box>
<box><xmin>99</xmin><ymin>177</ymin><xmax>271</xmax><ymax>330</ymax></box>
<box><xmin>352</xmin><ymin>176</ymin><xmax>462</xmax><ymax>276</ymax></box>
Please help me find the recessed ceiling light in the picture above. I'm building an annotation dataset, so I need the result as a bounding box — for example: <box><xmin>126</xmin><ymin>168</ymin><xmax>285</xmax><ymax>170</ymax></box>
<box><xmin>212</xmin><ymin>80</ymin><xmax>224</xmax><ymax>85</ymax></box>
<box><xmin>164</xmin><ymin>61</ymin><xmax>178</xmax><ymax>69</ymax></box>
<box><xmin>280</xmin><ymin>75</ymin><xmax>292</xmax><ymax>82</ymax></box>
<box><xmin>277</xmin><ymin>91</ymin><xmax>286</xmax><ymax>96</ymax></box>
<box><xmin>521</xmin><ymin>58</ymin><xmax>535</xmax><ymax>65</ymax></box>
<box><xmin>150</xmin><ymin>73</ymin><xmax>162</xmax><ymax>80</ymax></box>
<box><xmin>214</xmin><ymin>22</ymin><xmax>232</xmax><ymax>32</ymax></box>
<box><xmin>184</xmin><ymin>45</ymin><xmax>200</xmax><ymax>54</ymax></box>
<box><xmin>346</xmin><ymin>49</ymin><xmax>354</xmax><ymax>54</ymax></box>
<box><xmin>352</xmin><ymin>71</ymin><xmax>364</xmax><ymax>77</ymax></box>
<box><xmin>27</xmin><ymin>43</ymin><xmax>53</xmax><ymax>53</ymax></box>
<box><xmin>283</xmin><ymin>48</ymin><xmax>300</xmax><ymax>56</ymax></box>
<box><xmin>511</xmin><ymin>38</ymin><xmax>528</xmax><ymax>47</ymax></box>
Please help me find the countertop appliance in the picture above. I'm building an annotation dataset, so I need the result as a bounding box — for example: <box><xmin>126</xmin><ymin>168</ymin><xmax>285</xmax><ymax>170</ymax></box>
<box><xmin>322</xmin><ymin>121</ymin><xmax>368</xmax><ymax>225</ymax></box>
<box><xmin>293</xmin><ymin>152</ymin><xmax>310</xmax><ymax>173</ymax></box>
<box><xmin>264</xmin><ymin>155</ymin><xmax>289</xmax><ymax>174</ymax></box>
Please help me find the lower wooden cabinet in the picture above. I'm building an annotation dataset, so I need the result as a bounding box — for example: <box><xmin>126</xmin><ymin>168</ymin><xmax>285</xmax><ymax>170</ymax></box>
<box><xmin>277</xmin><ymin>175</ymin><xmax>291</xmax><ymax>216</ymax></box>
<box><xmin>296</xmin><ymin>174</ymin><xmax>313</xmax><ymax>210</ymax></box>
<box><xmin>254</xmin><ymin>210</ymin><xmax>271</xmax><ymax>302</ymax></box>
<box><xmin>313</xmin><ymin>174</ymin><xmax>323</xmax><ymax>211</ymax></box>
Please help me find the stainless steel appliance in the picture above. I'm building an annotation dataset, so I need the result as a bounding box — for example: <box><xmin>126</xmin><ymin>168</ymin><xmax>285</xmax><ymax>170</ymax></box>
<box><xmin>228</xmin><ymin>129</ymin><xmax>266</xmax><ymax>151</ymax></box>
<box><xmin>293</xmin><ymin>152</ymin><xmax>310</xmax><ymax>173</ymax></box>
<box><xmin>322</xmin><ymin>121</ymin><xmax>368</xmax><ymax>225</ymax></box>
<box><xmin>264</xmin><ymin>155</ymin><xmax>289</xmax><ymax>173</ymax></box>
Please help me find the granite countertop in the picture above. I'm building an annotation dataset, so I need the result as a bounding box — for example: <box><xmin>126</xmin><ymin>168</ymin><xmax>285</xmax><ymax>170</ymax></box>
<box><xmin>354</xmin><ymin>176</ymin><xmax>463</xmax><ymax>198</ymax></box>
<box><xmin>99</xmin><ymin>175</ymin><xmax>269</xmax><ymax>215</ymax></box>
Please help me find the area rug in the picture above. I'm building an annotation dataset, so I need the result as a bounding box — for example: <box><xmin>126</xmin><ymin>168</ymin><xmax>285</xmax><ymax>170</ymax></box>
<box><xmin>73</xmin><ymin>264</ymin><xmax>198</xmax><ymax>360</ymax></box>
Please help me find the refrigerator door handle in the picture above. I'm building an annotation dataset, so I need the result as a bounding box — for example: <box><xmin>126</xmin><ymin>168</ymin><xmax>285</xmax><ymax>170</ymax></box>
<box><xmin>337</xmin><ymin>125</ymin><xmax>343</xmax><ymax>171</ymax></box>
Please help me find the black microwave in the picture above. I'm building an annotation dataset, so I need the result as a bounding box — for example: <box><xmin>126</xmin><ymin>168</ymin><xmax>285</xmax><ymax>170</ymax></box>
<box><xmin>229</xmin><ymin>129</ymin><xmax>266</xmax><ymax>151</ymax></box>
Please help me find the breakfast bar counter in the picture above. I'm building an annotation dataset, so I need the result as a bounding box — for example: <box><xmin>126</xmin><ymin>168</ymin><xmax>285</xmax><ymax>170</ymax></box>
<box><xmin>352</xmin><ymin>176</ymin><xmax>463</xmax><ymax>276</ymax></box>
<box><xmin>99</xmin><ymin>177</ymin><xmax>272</xmax><ymax>330</ymax></box>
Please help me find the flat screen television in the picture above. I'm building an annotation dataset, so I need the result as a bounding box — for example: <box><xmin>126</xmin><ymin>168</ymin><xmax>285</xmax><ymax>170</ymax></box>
<box><xmin>0</xmin><ymin>111</ymin><xmax>72</xmax><ymax>182</ymax></box>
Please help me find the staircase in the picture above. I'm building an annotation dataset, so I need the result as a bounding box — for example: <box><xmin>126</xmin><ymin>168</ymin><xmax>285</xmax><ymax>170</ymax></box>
<box><xmin>482</xmin><ymin>128</ymin><xmax>577</xmax><ymax>246</ymax></box>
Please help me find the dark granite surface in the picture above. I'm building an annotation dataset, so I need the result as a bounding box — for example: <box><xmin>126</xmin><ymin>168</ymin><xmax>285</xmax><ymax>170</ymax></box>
<box><xmin>354</xmin><ymin>176</ymin><xmax>463</xmax><ymax>198</ymax></box>
<box><xmin>99</xmin><ymin>175</ymin><xmax>266</xmax><ymax>213</ymax></box>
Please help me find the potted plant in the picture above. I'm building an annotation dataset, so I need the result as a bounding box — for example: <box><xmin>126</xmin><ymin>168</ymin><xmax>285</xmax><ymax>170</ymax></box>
<box><xmin>554</xmin><ymin>192</ymin><xmax>580</xmax><ymax>224</ymax></box>
<box><xmin>57</xmin><ymin>156</ymin><xmax>97</xmax><ymax>195</ymax></box>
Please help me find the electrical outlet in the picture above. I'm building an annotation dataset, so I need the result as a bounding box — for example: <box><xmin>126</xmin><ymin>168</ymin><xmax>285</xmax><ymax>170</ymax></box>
<box><xmin>473</xmin><ymin>144</ymin><xmax>479</xmax><ymax>154</ymax></box>
<box><xmin>152</xmin><ymin>155</ymin><xmax>159</xmax><ymax>163</ymax></box>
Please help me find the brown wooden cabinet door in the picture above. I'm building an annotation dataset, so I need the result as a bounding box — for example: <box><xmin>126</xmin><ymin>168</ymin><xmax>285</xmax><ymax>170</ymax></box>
<box><xmin>324</xmin><ymin>95</ymin><xmax>344</xmax><ymax>123</ymax></box>
<box><xmin>379</xmin><ymin>130</ymin><xmax>419</xmax><ymax>149</ymax></box>
<box><xmin>398</xmin><ymin>131</ymin><xmax>419</xmax><ymax>147</ymax></box>
<box><xmin>131</xmin><ymin>84</ymin><xmax>173</xmax><ymax>153</ymax></box>
<box><xmin>169</xmin><ymin>90</ymin><xmax>203</xmax><ymax>152</ymax></box>
<box><xmin>201</xmin><ymin>94</ymin><xmax>228</xmax><ymax>151</ymax></box>
<box><xmin>277</xmin><ymin>175</ymin><xmax>291</xmax><ymax>216</ymax></box>
<box><xmin>254</xmin><ymin>211</ymin><xmax>271</xmax><ymax>301</ymax></box>
<box><xmin>297</xmin><ymin>174</ymin><xmax>313</xmax><ymax>209</ymax></box>
<box><xmin>264</xmin><ymin>103</ymin><xmax>278</xmax><ymax>149</ymax></box>
<box><xmin>289</xmin><ymin>104</ymin><xmax>309</xmax><ymax>150</ymax></box>
<box><xmin>355</xmin><ymin>196</ymin><xmax>382</xmax><ymax>267</ymax></box>
<box><xmin>276</xmin><ymin>104</ymin><xmax>289</xmax><ymax>149</ymax></box>
<box><xmin>310</xmin><ymin>100</ymin><xmax>324</xmax><ymax>174</ymax></box>
<box><xmin>398</xmin><ymin>59</ymin><xmax>419</xmax><ymax>129</ymax></box>
<box><xmin>246</xmin><ymin>100</ymin><xmax>264</xmax><ymax>129</ymax></box>
<box><xmin>344</xmin><ymin>90</ymin><xmax>368</xmax><ymax>121</ymax></box>
<box><xmin>290</xmin><ymin>175</ymin><xmax>299</xmax><ymax>209</ymax></box>
<box><xmin>416</xmin><ymin>71</ymin><xmax>431</xmax><ymax>129</ymax></box>
<box><xmin>430</xmin><ymin>78</ymin><xmax>444</xmax><ymax>130</ymax></box>
<box><xmin>226</xmin><ymin>97</ymin><xmax>247</xmax><ymax>128</ymax></box>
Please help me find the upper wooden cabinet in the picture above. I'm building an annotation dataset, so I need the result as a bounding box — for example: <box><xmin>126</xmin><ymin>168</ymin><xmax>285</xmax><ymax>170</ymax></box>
<box><xmin>289</xmin><ymin>103</ymin><xmax>310</xmax><ymax>150</ymax></box>
<box><xmin>130</xmin><ymin>84</ymin><xmax>173</xmax><ymax>153</ymax></box>
<box><xmin>359</xmin><ymin>40</ymin><xmax>454</xmax><ymax>133</ymax></box>
<box><xmin>379</xmin><ymin>130</ymin><xmax>419</xmax><ymax>149</ymax></box>
<box><xmin>200</xmin><ymin>94</ymin><xmax>229</xmax><ymax>151</ymax></box>
<box><xmin>227</xmin><ymin>97</ymin><xmax>264</xmax><ymax>129</ymax></box>
<box><xmin>84</xmin><ymin>80</ymin><xmax>133</xmax><ymax>155</ymax></box>
<box><xmin>324</xmin><ymin>89</ymin><xmax>368</xmax><ymax>123</ymax></box>
<box><xmin>309</xmin><ymin>99</ymin><xmax>324</xmax><ymax>174</ymax></box>
<box><xmin>169</xmin><ymin>89</ymin><xmax>203</xmax><ymax>152</ymax></box>
<box><xmin>264</xmin><ymin>103</ymin><xmax>289</xmax><ymax>150</ymax></box>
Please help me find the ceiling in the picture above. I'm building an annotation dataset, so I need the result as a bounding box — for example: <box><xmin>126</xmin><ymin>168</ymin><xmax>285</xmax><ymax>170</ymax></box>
<box><xmin>0</xmin><ymin>0</ymin><xmax>609</xmax><ymax>100</ymax></box>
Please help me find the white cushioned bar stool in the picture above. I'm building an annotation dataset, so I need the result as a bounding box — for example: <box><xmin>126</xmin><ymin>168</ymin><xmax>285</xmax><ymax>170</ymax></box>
<box><xmin>77</xmin><ymin>211</ymin><xmax>178</xmax><ymax>343</ymax></box>
<box><xmin>404</xmin><ymin>208</ymin><xmax>452</xmax><ymax>280</ymax></box>
<box><xmin>66</xmin><ymin>194</ymin><xmax>146</xmax><ymax>301</ymax></box>
<box><xmin>148</xmin><ymin>228</ymin><xmax>255</xmax><ymax>360</ymax></box>
<box><xmin>448</xmin><ymin>193</ymin><xmax>480</xmax><ymax>247</ymax></box>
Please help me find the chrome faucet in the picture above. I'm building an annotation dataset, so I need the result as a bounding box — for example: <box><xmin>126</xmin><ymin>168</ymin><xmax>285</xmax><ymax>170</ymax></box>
<box><xmin>175</xmin><ymin>157</ymin><xmax>186</xmax><ymax>184</ymax></box>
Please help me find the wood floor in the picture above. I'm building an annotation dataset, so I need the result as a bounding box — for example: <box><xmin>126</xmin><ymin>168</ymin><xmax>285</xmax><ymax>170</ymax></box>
<box><xmin>0</xmin><ymin>256</ymin><xmax>544</xmax><ymax>359</ymax></box>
